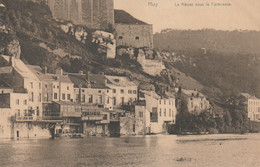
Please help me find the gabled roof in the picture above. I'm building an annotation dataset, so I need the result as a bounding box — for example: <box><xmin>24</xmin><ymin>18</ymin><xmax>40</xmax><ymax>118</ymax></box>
<box><xmin>114</xmin><ymin>10</ymin><xmax>148</xmax><ymax>25</ymax></box>
<box><xmin>68</xmin><ymin>73</ymin><xmax>88</xmax><ymax>88</ymax></box>
<box><xmin>1</xmin><ymin>55</ymin><xmax>39</xmax><ymax>81</ymax></box>
<box><xmin>27</xmin><ymin>65</ymin><xmax>72</xmax><ymax>83</ymax></box>
<box><xmin>89</xmin><ymin>74</ymin><xmax>109</xmax><ymax>89</ymax></box>
<box><xmin>68</xmin><ymin>73</ymin><xmax>109</xmax><ymax>89</ymax></box>
<box><xmin>105</xmin><ymin>75</ymin><xmax>137</xmax><ymax>87</ymax></box>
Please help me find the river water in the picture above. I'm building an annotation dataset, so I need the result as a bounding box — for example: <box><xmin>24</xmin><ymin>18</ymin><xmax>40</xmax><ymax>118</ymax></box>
<box><xmin>0</xmin><ymin>134</ymin><xmax>259</xmax><ymax>167</ymax></box>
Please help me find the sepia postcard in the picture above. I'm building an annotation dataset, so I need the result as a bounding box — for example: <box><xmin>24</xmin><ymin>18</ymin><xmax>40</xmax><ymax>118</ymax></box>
<box><xmin>0</xmin><ymin>0</ymin><xmax>259</xmax><ymax>166</ymax></box>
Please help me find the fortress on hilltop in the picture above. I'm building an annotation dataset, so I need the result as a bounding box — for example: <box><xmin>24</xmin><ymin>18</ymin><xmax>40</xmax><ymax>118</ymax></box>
<box><xmin>47</xmin><ymin>0</ymin><xmax>114</xmax><ymax>30</ymax></box>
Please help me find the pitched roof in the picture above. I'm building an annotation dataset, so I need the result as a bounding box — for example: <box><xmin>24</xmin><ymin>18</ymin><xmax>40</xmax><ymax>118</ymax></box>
<box><xmin>114</xmin><ymin>10</ymin><xmax>148</xmax><ymax>25</ymax></box>
<box><xmin>1</xmin><ymin>55</ymin><xmax>39</xmax><ymax>81</ymax></box>
<box><xmin>27</xmin><ymin>65</ymin><xmax>72</xmax><ymax>83</ymax></box>
<box><xmin>68</xmin><ymin>73</ymin><xmax>109</xmax><ymax>89</ymax></box>
<box><xmin>105</xmin><ymin>75</ymin><xmax>137</xmax><ymax>87</ymax></box>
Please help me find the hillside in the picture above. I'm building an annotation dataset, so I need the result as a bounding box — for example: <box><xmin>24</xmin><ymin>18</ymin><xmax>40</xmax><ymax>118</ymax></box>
<box><xmin>154</xmin><ymin>29</ymin><xmax>260</xmax><ymax>54</ymax></box>
<box><xmin>154</xmin><ymin>29</ymin><xmax>260</xmax><ymax>98</ymax></box>
<box><xmin>0</xmin><ymin>0</ymin><xmax>174</xmax><ymax>93</ymax></box>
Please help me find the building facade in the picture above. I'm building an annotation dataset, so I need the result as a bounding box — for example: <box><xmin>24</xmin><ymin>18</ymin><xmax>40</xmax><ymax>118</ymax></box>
<box><xmin>247</xmin><ymin>97</ymin><xmax>260</xmax><ymax>122</ymax></box>
<box><xmin>47</xmin><ymin>0</ymin><xmax>114</xmax><ymax>29</ymax></box>
<box><xmin>105</xmin><ymin>75</ymin><xmax>138</xmax><ymax>107</ymax></box>
<box><xmin>142</xmin><ymin>91</ymin><xmax>177</xmax><ymax>134</ymax></box>
<box><xmin>181</xmin><ymin>89</ymin><xmax>211</xmax><ymax>115</ymax></box>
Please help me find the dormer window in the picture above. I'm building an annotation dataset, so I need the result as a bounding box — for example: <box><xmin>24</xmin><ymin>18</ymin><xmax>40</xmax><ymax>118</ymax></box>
<box><xmin>114</xmin><ymin>79</ymin><xmax>119</xmax><ymax>82</ymax></box>
<box><xmin>135</xmin><ymin>36</ymin><xmax>139</xmax><ymax>40</ymax></box>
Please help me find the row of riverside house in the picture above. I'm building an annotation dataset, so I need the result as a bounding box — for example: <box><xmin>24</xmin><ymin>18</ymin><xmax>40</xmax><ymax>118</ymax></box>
<box><xmin>0</xmin><ymin>54</ymin><xmax>179</xmax><ymax>138</ymax></box>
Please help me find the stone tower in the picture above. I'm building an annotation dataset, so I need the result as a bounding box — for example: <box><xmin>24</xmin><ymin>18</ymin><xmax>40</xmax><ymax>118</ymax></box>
<box><xmin>47</xmin><ymin>0</ymin><xmax>114</xmax><ymax>30</ymax></box>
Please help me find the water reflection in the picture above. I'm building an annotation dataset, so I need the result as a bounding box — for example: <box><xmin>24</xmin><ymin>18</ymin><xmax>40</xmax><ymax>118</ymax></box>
<box><xmin>0</xmin><ymin>134</ymin><xmax>259</xmax><ymax>167</ymax></box>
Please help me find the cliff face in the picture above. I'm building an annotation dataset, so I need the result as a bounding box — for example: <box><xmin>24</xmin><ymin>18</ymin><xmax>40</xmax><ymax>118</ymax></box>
<box><xmin>0</xmin><ymin>0</ymin><xmax>174</xmax><ymax>93</ymax></box>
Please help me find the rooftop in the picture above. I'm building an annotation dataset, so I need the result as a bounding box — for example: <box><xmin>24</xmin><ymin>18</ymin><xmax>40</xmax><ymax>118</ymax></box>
<box><xmin>1</xmin><ymin>55</ymin><xmax>39</xmax><ymax>81</ymax></box>
<box><xmin>105</xmin><ymin>75</ymin><xmax>137</xmax><ymax>87</ymax></box>
<box><xmin>240</xmin><ymin>93</ymin><xmax>259</xmax><ymax>100</ymax></box>
<box><xmin>182</xmin><ymin>89</ymin><xmax>205</xmax><ymax>98</ymax></box>
<box><xmin>27</xmin><ymin>65</ymin><xmax>72</xmax><ymax>83</ymax></box>
<box><xmin>68</xmin><ymin>73</ymin><xmax>109</xmax><ymax>89</ymax></box>
<box><xmin>114</xmin><ymin>10</ymin><xmax>148</xmax><ymax>25</ymax></box>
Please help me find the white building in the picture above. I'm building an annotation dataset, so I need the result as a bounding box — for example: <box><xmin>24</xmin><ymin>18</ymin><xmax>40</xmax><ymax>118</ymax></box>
<box><xmin>241</xmin><ymin>93</ymin><xmax>260</xmax><ymax>122</ymax></box>
<box><xmin>181</xmin><ymin>89</ymin><xmax>211</xmax><ymax>114</ymax></box>
<box><xmin>68</xmin><ymin>72</ymin><xmax>114</xmax><ymax>110</ymax></box>
<box><xmin>1</xmin><ymin>55</ymin><xmax>42</xmax><ymax>117</ymax></box>
<box><xmin>28</xmin><ymin>66</ymin><xmax>74</xmax><ymax>103</ymax></box>
<box><xmin>105</xmin><ymin>75</ymin><xmax>138</xmax><ymax>107</ymax></box>
<box><xmin>142</xmin><ymin>91</ymin><xmax>177</xmax><ymax>133</ymax></box>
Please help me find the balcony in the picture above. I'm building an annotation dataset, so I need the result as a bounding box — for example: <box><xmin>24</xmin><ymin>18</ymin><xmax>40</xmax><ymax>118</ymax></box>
<box><xmin>16</xmin><ymin>116</ymin><xmax>35</xmax><ymax>122</ymax></box>
<box><xmin>81</xmin><ymin>115</ymin><xmax>103</xmax><ymax>121</ymax></box>
<box><xmin>62</xmin><ymin>112</ymin><xmax>82</xmax><ymax>117</ymax></box>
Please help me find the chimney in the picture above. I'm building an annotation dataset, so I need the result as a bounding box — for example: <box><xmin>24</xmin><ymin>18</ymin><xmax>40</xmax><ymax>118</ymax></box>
<box><xmin>86</xmin><ymin>71</ymin><xmax>90</xmax><ymax>81</ymax></box>
<box><xmin>44</xmin><ymin>67</ymin><xmax>47</xmax><ymax>74</ymax></box>
<box><xmin>55</xmin><ymin>68</ymin><xmax>63</xmax><ymax>75</ymax></box>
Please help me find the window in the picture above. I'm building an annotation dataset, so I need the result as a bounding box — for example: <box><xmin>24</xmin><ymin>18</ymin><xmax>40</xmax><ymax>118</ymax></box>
<box><xmin>46</xmin><ymin>93</ymin><xmax>49</xmax><ymax>102</ymax></box>
<box><xmin>164</xmin><ymin>100</ymin><xmax>166</xmax><ymax>105</ymax></box>
<box><xmin>30</xmin><ymin>82</ymin><xmax>33</xmax><ymax>88</ymax></box>
<box><xmin>191</xmin><ymin>102</ymin><xmax>194</xmax><ymax>108</ymax></box>
<box><xmin>133</xmin><ymin>124</ymin><xmax>135</xmax><ymax>132</ymax></box>
<box><xmin>98</xmin><ymin>90</ymin><xmax>101</xmax><ymax>93</ymax></box>
<box><xmin>67</xmin><ymin>94</ymin><xmax>71</xmax><ymax>100</ymax></box>
<box><xmin>17</xmin><ymin>109</ymin><xmax>20</xmax><ymax>116</ymax></box>
<box><xmin>172</xmin><ymin>110</ymin><xmax>174</xmax><ymax>117</ymax></box>
<box><xmin>120</xmin><ymin>89</ymin><xmax>124</xmax><ymax>94</ymax></box>
<box><xmin>121</xmin><ymin>97</ymin><xmax>125</xmax><ymax>104</ymax></box>
<box><xmin>57</xmin><ymin>86</ymin><xmax>59</xmax><ymax>89</ymax></box>
<box><xmin>135</xmin><ymin>36</ymin><xmax>139</xmax><ymax>40</ymax></box>
<box><xmin>53</xmin><ymin>85</ymin><xmax>55</xmax><ymax>88</ymax></box>
<box><xmin>159</xmin><ymin>100</ymin><xmax>161</xmax><ymax>104</ymax></box>
<box><xmin>113</xmin><ymin>89</ymin><xmax>116</xmax><ymax>93</ymax></box>
<box><xmin>119</xmin><ymin>36</ymin><xmax>123</xmax><ymax>39</ymax></box>
<box><xmin>24</xmin><ymin>109</ymin><xmax>28</xmax><ymax>116</ymax></box>
<box><xmin>128</xmin><ymin>90</ymin><xmax>132</xmax><ymax>94</ymax></box>
<box><xmin>24</xmin><ymin>100</ymin><xmax>27</xmax><ymax>105</ymax></box>
<box><xmin>107</xmin><ymin>90</ymin><xmax>109</xmax><ymax>93</ymax></box>
<box><xmin>39</xmin><ymin>93</ymin><xmax>41</xmax><ymax>102</ymax></box>
<box><xmin>16</xmin><ymin>99</ymin><xmax>19</xmax><ymax>105</ymax></box>
<box><xmin>169</xmin><ymin>109</ymin><xmax>171</xmax><ymax>117</ymax></box>
<box><xmin>62</xmin><ymin>93</ymin><xmax>65</xmax><ymax>100</ymax></box>
<box><xmin>98</xmin><ymin>95</ymin><xmax>102</xmax><ymax>104</ymax></box>
<box><xmin>31</xmin><ymin>92</ymin><xmax>34</xmax><ymax>102</ymax></box>
<box><xmin>133</xmin><ymin>90</ymin><xmax>137</xmax><ymax>94</ymax></box>
<box><xmin>129</xmin><ymin>98</ymin><xmax>133</xmax><ymax>102</ymax></box>
<box><xmin>169</xmin><ymin>101</ymin><xmax>171</xmax><ymax>105</ymax></box>
<box><xmin>45</xmin><ymin>84</ymin><xmax>48</xmax><ymax>88</ymax></box>
<box><xmin>107</xmin><ymin>97</ymin><xmax>109</xmax><ymax>104</ymax></box>
<box><xmin>54</xmin><ymin>93</ymin><xmax>57</xmax><ymax>99</ymax></box>
<box><xmin>39</xmin><ymin>83</ymin><xmax>41</xmax><ymax>89</ymax></box>
<box><xmin>164</xmin><ymin>109</ymin><xmax>166</xmax><ymax>116</ymax></box>
<box><xmin>139</xmin><ymin>112</ymin><xmax>143</xmax><ymax>118</ymax></box>
<box><xmin>89</xmin><ymin>95</ymin><xmax>93</xmax><ymax>103</ymax></box>
<box><xmin>159</xmin><ymin>108</ymin><xmax>162</xmax><ymax>117</ymax></box>
<box><xmin>113</xmin><ymin>97</ymin><xmax>116</xmax><ymax>105</ymax></box>
<box><xmin>82</xmin><ymin>95</ymin><xmax>85</xmax><ymax>103</ymax></box>
<box><xmin>36</xmin><ymin>107</ymin><xmax>39</xmax><ymax>116</ymax></box>
<box><xmin>67</xmin><ymin>86</ymin><xmax>69</xmax><ymax>90</ymax></box>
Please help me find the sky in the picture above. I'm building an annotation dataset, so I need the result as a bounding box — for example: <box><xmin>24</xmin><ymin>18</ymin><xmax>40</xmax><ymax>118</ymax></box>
<box><xmin>114</xmin><ymin>0</ymin><xmax>260</xmax><ymax>33</ymax></box>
